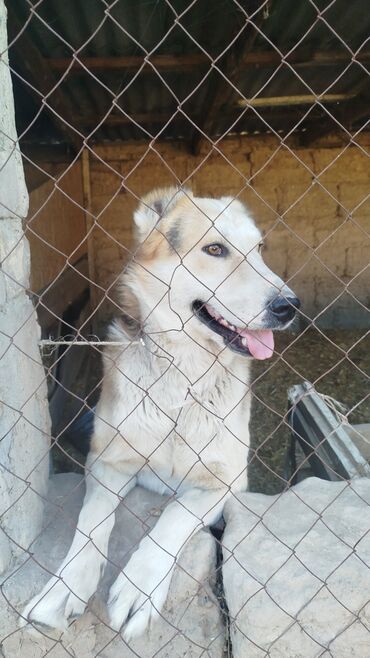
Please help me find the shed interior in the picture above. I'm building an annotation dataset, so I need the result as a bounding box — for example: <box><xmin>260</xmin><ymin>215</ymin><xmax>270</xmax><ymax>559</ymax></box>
<box><xmin>5</xmin><ymin>0</ymin><xmax>369</xmax><ymax>488</ymax></box>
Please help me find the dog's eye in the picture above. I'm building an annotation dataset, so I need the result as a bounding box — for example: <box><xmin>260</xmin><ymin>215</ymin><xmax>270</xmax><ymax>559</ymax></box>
<box><xmin>257</xmin><ymin>241</ymin><xmax>264</xmax><ymax>254</ymax></box>
<box><xmin>202</xmin><ymin>243</ymin><xmax>228</xmax><ymax>257</ymax></box>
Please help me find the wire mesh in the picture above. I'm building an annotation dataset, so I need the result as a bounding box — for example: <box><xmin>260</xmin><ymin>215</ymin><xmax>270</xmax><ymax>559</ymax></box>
<box><xmin>0</xmin><ymin>0</ymin><xmax>369</xmax><ymax>656</ymax></box>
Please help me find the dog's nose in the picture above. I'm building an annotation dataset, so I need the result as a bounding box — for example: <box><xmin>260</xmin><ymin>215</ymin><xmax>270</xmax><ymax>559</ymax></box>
<box><xmin>268</xmin><ymin>295</ymin><xmax>300</xmax><ymax>322</ymax></box>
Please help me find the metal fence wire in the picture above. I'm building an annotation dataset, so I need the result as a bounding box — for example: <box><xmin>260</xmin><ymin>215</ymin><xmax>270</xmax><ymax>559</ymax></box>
<box><xmin>0</xmin><ymin>0</ymin><xmax>369</xmax><ymax>656</ymax></box>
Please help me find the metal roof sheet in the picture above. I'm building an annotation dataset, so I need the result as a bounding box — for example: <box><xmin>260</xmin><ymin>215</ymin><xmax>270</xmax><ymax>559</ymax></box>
<box><xmin>6</xmin><ymin>0</ymin><xmax>370</xmax><ymax>148</ymax></box>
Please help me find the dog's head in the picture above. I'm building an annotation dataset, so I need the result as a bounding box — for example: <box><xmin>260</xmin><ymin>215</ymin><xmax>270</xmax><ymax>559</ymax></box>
<box><xmin>130</xmin><ymin>187</ymin><xmax>300</xmax><ymax>360</ymax></box>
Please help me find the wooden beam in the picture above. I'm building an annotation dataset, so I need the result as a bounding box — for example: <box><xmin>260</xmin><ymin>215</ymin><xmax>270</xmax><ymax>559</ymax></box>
<box><xmin>49</xmin><ymin>53</ymin><xmax>208</xmax><ymax>73</ymax></box>
<box><xmin>294</xmin><ymin>49</ymin><xmax>370</xmax><ymax>67</ymax></box>
<box><xmin>78</xmin><ymin>112</ymin><xmax>174</xmax><ymax>127</ymax></box>
<box><xmin>47</xmin><ymin>49</ymin><xmax>370</xmax><ymax>75</ymax></box>
<box><xmin>6</xmin><ymin>5</ymin><xmax>81</xmax><ymax>152</ymax></box>
<box><xmin>237</xmin><ymin>93</ymin><xmax>354</xmax><ymax>108</ymax></box>
<box><xmin>189</xmin><ymin>3</ymin><xmax>273</xmax><ymax>155</ymax></box>
<box><xmin>256</xmin><ymin>48</ymin><xmax>370</xmax><ymax>68</ymax></box>
<box><xmin>74</xmin><ymin>105</ymin><xmax>329</xmax><ymax>129</ymax></box>
<box><xmin>81</xmin><ymin>149</ymin><xmax>98</xmax><ymax>322</ymax></box>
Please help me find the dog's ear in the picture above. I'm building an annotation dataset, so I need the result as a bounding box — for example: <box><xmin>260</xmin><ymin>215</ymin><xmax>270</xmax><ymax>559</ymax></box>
<box><xmin>133</xmin><ymin>187</ymin><xmax>191</xmax><ymax>240</ymax></box>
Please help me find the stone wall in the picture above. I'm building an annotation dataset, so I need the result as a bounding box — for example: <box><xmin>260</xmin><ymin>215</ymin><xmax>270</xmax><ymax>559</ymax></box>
<box><xmin>0</xmin><ymin>0</ymin><xmax>50</xmax><ymax>571</ymax></box>
<box><xmin>88</xmin><ymin>136</ymin><xmax>369</xmax><ymax>328</ymax></box>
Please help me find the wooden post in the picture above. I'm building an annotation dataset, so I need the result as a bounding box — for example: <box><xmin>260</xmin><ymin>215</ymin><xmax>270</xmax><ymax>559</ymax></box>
<box><xmin>81</xmin><ymin>148</ymin><xmax>98</xmax><ymax>322</ymax></box>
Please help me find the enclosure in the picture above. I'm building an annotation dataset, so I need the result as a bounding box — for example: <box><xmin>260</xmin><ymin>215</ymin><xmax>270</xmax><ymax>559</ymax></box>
<box><xmin>0</xmin><ymin>0</ymin><xmax>369</xmax><ymax>656</ymax></box>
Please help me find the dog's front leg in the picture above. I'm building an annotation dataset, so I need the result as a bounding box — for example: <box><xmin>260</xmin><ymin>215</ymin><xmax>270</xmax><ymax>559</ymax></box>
<box><xmin>22</xmin><ymin>458</ymin><xmax>136</xmax><ymax>630</ymax></box>
<box><xmin>108</xmin><ymin>486</ymin><xmax>229</xmax><ymax>639</ymax></box>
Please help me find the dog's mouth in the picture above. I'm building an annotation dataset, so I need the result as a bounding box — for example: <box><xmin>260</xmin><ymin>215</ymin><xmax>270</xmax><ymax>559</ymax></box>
<box><xmin>192</xmin><ymin>300</ymin><xmax>274</xmax><ymax>359</ymax></box>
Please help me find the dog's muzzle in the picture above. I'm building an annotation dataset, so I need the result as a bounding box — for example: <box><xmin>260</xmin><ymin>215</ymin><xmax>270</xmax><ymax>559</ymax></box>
<box><xmin>192</xmin><ymin>300</ymin><xmax>275</xmax><ymax>359</ymax></box>
<box><xmin>267</xmin><ymin>295</ymin><xmax>300</xmax><ymax>325</ymax></box>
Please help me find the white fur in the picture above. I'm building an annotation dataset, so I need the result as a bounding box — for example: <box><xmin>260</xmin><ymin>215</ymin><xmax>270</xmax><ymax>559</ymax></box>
<box><xmin>22</xmin><ymin>190</ymin><xmax>295</xmax><ymax>639</ymax></box>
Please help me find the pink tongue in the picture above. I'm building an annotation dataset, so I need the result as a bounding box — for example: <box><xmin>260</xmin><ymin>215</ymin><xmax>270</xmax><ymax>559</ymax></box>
<box><xmin>240</xmin><ymin>329</ymin><xmax>274</xmax><ymax>360</ymax></box>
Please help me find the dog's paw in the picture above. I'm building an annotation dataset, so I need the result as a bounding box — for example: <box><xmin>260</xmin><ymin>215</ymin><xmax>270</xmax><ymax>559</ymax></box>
<box><xmin>21</xmin><ymin>577</ymin><xmax>87</xmax><ymax>631</ymax></box>
<box><xmin>108</xmin><ymin>548</ymin><xmax>174</xmax><ymax>640</ymax></box>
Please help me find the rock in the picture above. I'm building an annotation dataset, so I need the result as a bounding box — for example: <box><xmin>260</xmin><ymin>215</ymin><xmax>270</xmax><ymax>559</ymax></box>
<box><xmin>0</xmin><ymin>473</ymin><xmax>225</xmax><ymax>657</ymax></box>
<box><xmin>222</xmin><ymin>476</ymin><xmax>370</xmax><ymax>657</ymax></box>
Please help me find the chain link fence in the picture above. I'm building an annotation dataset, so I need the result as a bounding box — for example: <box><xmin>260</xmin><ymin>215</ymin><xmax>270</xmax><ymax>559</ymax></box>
<box><xmin>1</xmin><ymin>1</ymin><xmax>369</xmax><ymax>656</ymax></box>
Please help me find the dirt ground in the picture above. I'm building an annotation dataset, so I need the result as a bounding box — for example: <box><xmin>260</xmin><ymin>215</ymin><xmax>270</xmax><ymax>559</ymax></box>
<box><xmin>248</xmin><ymin>327</ymin><xmax>369</xmax><ymax>494</ymax></box>
<box><xmin>52</xmin><ymin>327</ymin><xmax>369</xmax><ymax>495</ymax></box>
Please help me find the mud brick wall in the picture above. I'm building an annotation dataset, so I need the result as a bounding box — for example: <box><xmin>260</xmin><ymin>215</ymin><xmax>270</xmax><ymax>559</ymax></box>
<box><xmin>89</xmin><ymin>135</ymin><xmax>369</xmax><ymax>328</ymax></box>
<box><xmin>27</xmin><ymin>160</ymin><xmax>87</xmax><ymax>293</ymax></box>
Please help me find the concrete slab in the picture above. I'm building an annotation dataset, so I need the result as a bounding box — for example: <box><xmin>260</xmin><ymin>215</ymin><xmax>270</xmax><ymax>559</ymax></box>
<box><xmin>0</xmin><ymin>473</ymin><xmax>225</xmax><ymax>657</ymax></box>
<box><xmin>222</xmin><ymin>476</ymin><xmax>370</xmax><ymax>658</ymax></box>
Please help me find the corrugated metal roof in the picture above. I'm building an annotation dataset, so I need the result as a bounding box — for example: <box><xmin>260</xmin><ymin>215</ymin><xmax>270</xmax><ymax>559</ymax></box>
<box><xmin>7</xmin><ymin>0</ymin><xmax>370</xmax><ymax>147</ymax></box>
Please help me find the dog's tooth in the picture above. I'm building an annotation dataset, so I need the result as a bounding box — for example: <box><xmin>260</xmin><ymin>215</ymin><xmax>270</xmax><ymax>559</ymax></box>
<box><xmin>219</xmin><ymin>318</ymin><xmax>228</xmax><ymax>327</ymax></box>
<box><xmin>241</xmin><ymin>337</ymin><xmax>248</xmax><ymax>347</ymax></box>
<box><xmin>230</xmin><ymin>324</ymin><xmax>236</xmax><ymax>332</ymax></box>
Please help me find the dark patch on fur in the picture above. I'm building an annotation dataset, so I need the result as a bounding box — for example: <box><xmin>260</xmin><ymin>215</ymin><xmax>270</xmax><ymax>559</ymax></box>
<box><xmin>153</xmin><ymin>187</ymin><xmax>186</xmax><ymax>221</ymax></box>
<box><xmin>153</xmin><ymin>199</ymin><xmax>163</xmax><ymax>217</ymax></box>
<box><xmin>115</xmin><ymin>284</ymin><xmax>142</xmax><ymax>339</ymax></box>
<box><xmin>166</xmin><ymin>221</ymin><xmax>181</xmax><ymax>253</ymax></box>
<box><xmin>117</xmin><ymin>312</ymin><xmax>141</xmax><ymax>339</ymax></box>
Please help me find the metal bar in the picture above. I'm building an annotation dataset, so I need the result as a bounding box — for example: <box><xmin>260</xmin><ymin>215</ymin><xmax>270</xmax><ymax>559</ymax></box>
<box><xmin>288</xmin><ymin>381</ymin><xmax>370</xmax><ymax>482</ymax></box>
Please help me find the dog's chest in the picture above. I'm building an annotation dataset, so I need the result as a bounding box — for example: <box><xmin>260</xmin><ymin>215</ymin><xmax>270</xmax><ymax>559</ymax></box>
<box><xmin>105</xmin><ymin>344</ymin><xmax>250</xmax><ymax>489</ymax></box>
<box><xmin>139</xmin><ymin>362</ymin><xmax>247</xmax><ymax>474</ymax></box>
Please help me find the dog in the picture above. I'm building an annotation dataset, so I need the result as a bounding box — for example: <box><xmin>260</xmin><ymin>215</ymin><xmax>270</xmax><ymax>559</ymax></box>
<box><xmin>22</xmin><ymin>187</ymin><xmax>300</xmax><ymax>639</ymax></box>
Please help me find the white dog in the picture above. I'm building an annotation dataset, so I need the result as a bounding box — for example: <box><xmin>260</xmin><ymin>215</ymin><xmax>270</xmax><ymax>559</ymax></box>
<box><xmin>22</xmin><ymin>188</ymin><xmax>300</xmax><ymax>639</ymax></box>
